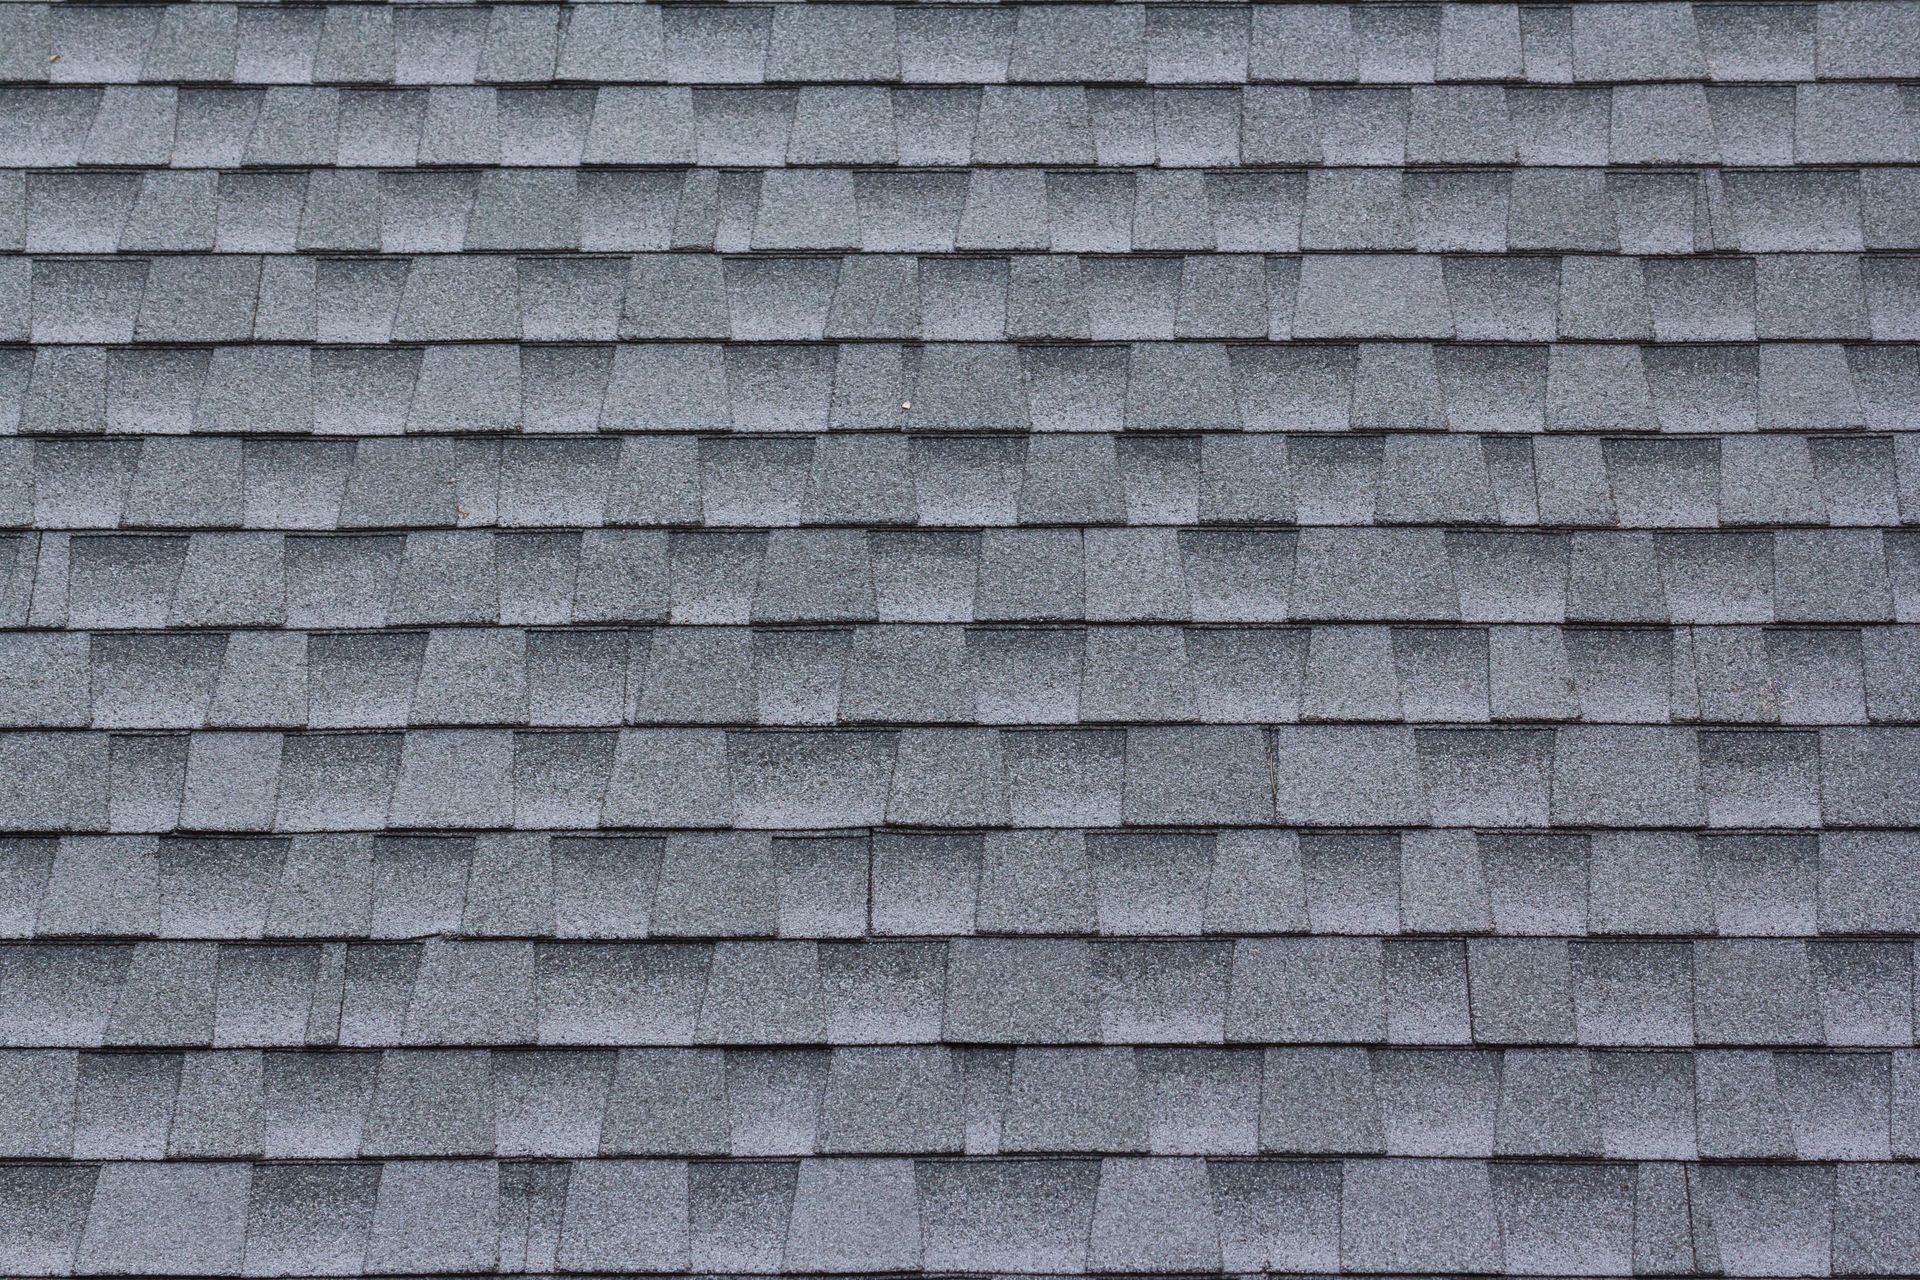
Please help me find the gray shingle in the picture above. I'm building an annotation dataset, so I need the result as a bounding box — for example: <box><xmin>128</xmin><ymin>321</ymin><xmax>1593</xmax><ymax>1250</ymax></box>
<box><xmin>275</xmin><ymin>733</ymin><xmax>403</xmax><ymax>834</ymax></box>
<box><xmin>1836</xmin><ymin>1163</ymin><xmax>1920</xmax><ymax>1274</ymax></box>
<box><xmin>0</xmin><ymin>1047</ymin><xmax>74</xmax><ymax>1156</ymax></box>
<box><xmin>1496</xmin><ymin>1048</ymin><xmax>1600</xmax><ymax>1157</ymax></box>
<box><xmin>1570</xmin><ymin>941</ymin><xmax>1694</xmax><ymax>1047</ymax></box>
<box><xmin>872</xmin><ymin>832</ymin><xmax>980</xmax><ymax>938</ymax></box>
<box><xmin>47</xmin><ymin>7</ymin><xmax>154</xmax><ymax>84</ymax></box>
<box><xmin>162</xmin><ymin>1049</ymin><xmax>258</xmax><ymax>1156</ymax></box>
<box><xmin>575</xmin><ymin>1047</ymin><xmax>695</xmax><ymax>1142</ymax></box>
<box><xmin>213</xmin><ymin>944</ymin><xmax>317</xmax><ymax>1047</ymax></box>
<box><xmin>686</xmin><ymin>1054</ymin><xmax>806</xmax><ymax>1152</ymax></box>
<box><xmin>1228</xmin><ymin>938</ymin><xmax>1384</xmax><ymax>1043</ymax></box>
<box><xmin>975</xmin><ymin>830</ymin><xmax>1087</xmax><ymax>933</ymax></box>
<box><xmin>1002</xmin><ymin>728</ymin><xmax>1126</xmax><ymax>826</ymax></box>
<box><xmin>651</xmin><ymin>833</ymin><xmax>774</xmax><ymax>938</ymax></box>
<box><xmin>918</xmin><ymin>1158</ymin><xmax>1098</xmax><ymax>1272</ymax></box>
<box><xmin>727</xmin><ymin>729</ymin><xmax>893</xmax><ymax>827</ymax></box>
<box><xmin>1295</xmin><ymin>255</ymin><xmax>1450</xmax><ymax>341</ymax></box>
<box><xmin>1468</xmin><ymin>938</ymin><xmax>1573</xmax><ymax>1043</ymax></box>
<box><xmin>688</xmin><ymin>1159</ymin><xmax>794</xmax><ymax>1272</ymax></box>
<box><xmin>1698</xmin><ymin>731</ymin><xmax>1820</xmax><ymax>827</ymax></box>
<box><xmin>1297</xmin><ymin>832</ymin><xmax>1398</xmax><ymax>936</ymax></box>
<box><xmin>404</xmin><ymin>937</ymin><xmax>534</xmax><ymax>1045</ymax></box>
<box><xmin>1340</xmin><ymin>1158</ymin><xmax>1499</xmax><ymax>1273</ymax></box>
<box><xmin>599</xmin><ymin>1047</ymin><xmax>726</xmax><ymax>1153</ymax></box>
<box><xmin>898</xmin><ymin>10</ymin><xmax>1011</xmax><ymax>84</ymax></box>
<box><xmin>1085</xmin><ymin>831</ymin><xmax>1208</xmax><ymax>936</ymax></box>
<box><xmin>1385</xmin><ymin>939</ymin><xmax>1472</xmax><ymax>1044</ymax></box>
<box><xmin>1003</xmin><ymin>1046</ymin><xmax>1142</xmax><ymax>1152</ymax></box>
<box><xmin>0</xmin><ymin>1164</ymin><xmax>96</xmax><ymax>1274</ymax></box>
<box><xmin>1549</xmin><ymin>727</ymin><xmax>1701</xmax><ymax>825</ymax></box>
<box><xmin>1813</xmin><ymin>941</ymin><xmax>1914</xmax><ymax>1047</ymax></box>
<box><xmin>362</xmin><ymin>1048</ymin><xmax>492</xmax><ymax>1156</ymax></box>
<box><xmin>0</xmin><ymin>733</ymin><xmax>109</xmax><ymax>834</ymax></box>
<box><xmin>77</xmin><ymin>1163</ymin><xmax>249</xmax><ymax>1275</ymax></box>
<box><xmin>1390</xmin><ymin>831</ymin><xmax>1483</xmax><ymax>935</ymax></box>
<box><xmin>477</xmin><ymin>6</ymin><xmax>557</xmax><ymax>83</ymax></box>
<box><xmin>819</xmin><ymin>1047</ymin><xmax>961</xmax><ymax>1154</ymax></box>
<box><xmin>98</xmin><ymin>1052</ymin><xmax>233</xmax><ymax>1156</ymax></box>
<box><xmin>663</xmin><ymin>7</ymin><xmax>766</xmax><ymax>83</ymax></box>
<box><xmin>445</xmin><ymin>834</ymin><xmax>549</xmax><ymax>936</ymax></box>
<box><xmin>1694</xmin><ymin>1164</ymin><xmax>1835</xmax><ymax>1277</ymax></box>
<box><xmin>1175</xmin><ymin>525</ymin><xmax>1297</xmax><ymax>621</ymax></box>
<box><xmin>1213</xmin><ymin>1159</ymin><xmax>1340</xmax><ymax>1271</ymax></box>
<box><xmin>556</xmin><ymin>1160</ymin><xmax>689</xmax><ymax>1272</ymax></box>
<box><xmin>0</xmin><ymin>634</ymin><xmax>88</xmax><ymax>729</ymax></box>
<box><xmin>1777</xmin><ymin>1051</ymin><xmax>1890</xmax><ymax>1160</ymax></box>
<box><xmin>1374</xmin><ymin>1047</ymin><xmax>1496</xmax><ymax>1156</ymax></box>
<box><xmin>1091</xmin><ymin>938</ymin><xmax>1228</xmax><ymax>1042</ymax></box>
<box><xmin>73</xmin><ymin>1049</ymin><xmax>178</xmax><ymax>1159</ymax></box>
<box><xmin>1315</xmin><ymin>87</ymin><xmax>1408</xmax><ymax>165</ymax></box>
<box><xmin>1823</xmin><ymin>728</ymin><xmax>1920</xmax><ymax>825</ymax></box>
<box><xmin>1695</xmin><ymin>3</ymin><xmax>1811</xmax><ymax>79</ymax></box>
<box><xmin>337</xmin><ymin>944</ymin><xmax>420</xmax><ymax>1048</ymax></box>
<box><xmin>1088</xmin><ymin>1157</ymin><xmax>1220</xmax><ymax>1272</ymax></box>
<box><xmin>243</xmin><ymin>1162</ymin><xmax>378</xmax><ymax>1276</ymax></box>
<box><xmin>820</xmin><ymin>939</ymin><xmax>944</xmax><ymax>1044</ymax></box>
<box><xmin>697</xmin><ymin>941</ymin><xmax>824</xmax><ymax>1044</ymax></box>
<box><xmin>1293</xmin><ymin>528</ymin><xmax>1456</xmax><ymax>621</ymax></box>
<box><xmin>1821</xmin><ymin>832</ymin><xmax>1920</xmax><ymax>934</ymax></box>
<box><xmin>1138</xmin><ymin>1047</ymin><xmax>1257</xmax><ymax>1154</ymax></box>
<box><xmin>946</xmin><ymin>939</ymin><xmax>1097</xmax><ymax>1043</ymax></box>
<box><xmin>364</xmin><ymin>1159</ymin><xmax>498</xmax><ymax>1273</ymax></box>
<box><xmin>1123</xmin><ymin>725</ymin><xmax>1269</xmax><ymax>822</ymax></box>
<box><xmin>1614</xmin><ymin>169</ymin><xmax>1716</xmax><ymax>258</ymax></box>
<box><xmin>160</xmin><ymin>837</ymin><xmax>282</xmax><ymax>940</ymax></box>
<box><xmin>1271</xmin><ymin>726</ymin><xmax>1428</xmax><ymax>825</ymax></box>
<box><xmin>1497</xmin><ymin>1162</ymin><xmax>1635</xmax><ymax>1275</ymax></box>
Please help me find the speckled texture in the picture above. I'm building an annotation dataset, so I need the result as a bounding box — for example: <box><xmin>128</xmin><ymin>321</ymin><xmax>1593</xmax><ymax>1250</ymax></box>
<box><xmin>2</xmin><ymin>2</ymin><xmax>1918</xmax><ymax>1275</ymax></box>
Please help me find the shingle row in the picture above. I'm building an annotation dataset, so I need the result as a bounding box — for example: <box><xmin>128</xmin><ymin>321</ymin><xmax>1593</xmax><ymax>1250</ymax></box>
<box><xmin>11</xmin><ymin>343</ymin><xmax>1920</xmax><ymax>443</ymax></box>
<box><xmin>7</xmin><ymin>828</ymin><xmax>1919</xmax><ymax>941</ymax></box>
<box><xmin>7</xmin><ymin>1154</ymin><xmax>1914</xmax><ymax>1277</ymax></box>
<box><xmin>11</xmin><ymin>81</ymin><xmax>1920</xmax><ymax>169</ymax></box>
<box><xmin>8</xmin><ymin>528</ymin><xmax>1915</xmax><ymax>630</ymax></box>
<box><xmin>22</xmin><ymin>252</ymin><xmax>1920</xmax><ymax>346</ymax></box>
<box><xmin>10</xmin><ymin>623</ymin><xmax>1917</xmax><ymax>731</ymax></box>
<box><xmin>2</xmin><ymin>934</ymin><xmax>1917</xmax><ymax>1049</ymax></box>
<box><xmin>13</xmin><ymin>341</ymin><xmax>1919</xmax><ymax>435</ymax></box>
<box><xmin>3</xmin><ymin>724</ymin><xmax>1917</xmax><ymax>834</ymax></box>
<box><xmin>3</xmin><ymin>1044</ymin><xmax>1915</xmax><ymax>1162</ymax></box>
<box><xmin>13</xmin><ymin>3</ymin><xmax>1916</xmax><ymax>87</ymax></box>
<box><xmin>15</xmin><ymin>167</ymin><xmax>1915</xmax><ymax>255</ymax></box>
<box><xmin>14</xmin><ymin>433</ymin><xmax>1920</xmax><ymax>533</ymax></box>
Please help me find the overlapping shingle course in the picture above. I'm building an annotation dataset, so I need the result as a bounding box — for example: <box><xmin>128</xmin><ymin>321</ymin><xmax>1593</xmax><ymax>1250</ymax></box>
<box><xmin>4</xmin><ymin>2</ymin><xmax>1920</xmax><ymax>1276</ymax></box>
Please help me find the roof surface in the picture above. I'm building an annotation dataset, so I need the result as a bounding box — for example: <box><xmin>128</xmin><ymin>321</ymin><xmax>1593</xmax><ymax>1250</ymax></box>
<box><xmin>3</xmin><ymin>1</ymin><xmax>1920</xmax><ymax>1276</ymax></box>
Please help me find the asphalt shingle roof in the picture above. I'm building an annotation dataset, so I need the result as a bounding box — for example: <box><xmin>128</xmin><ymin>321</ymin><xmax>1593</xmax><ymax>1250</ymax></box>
<box><xmin>4</xmin><ymin>2</ymin><xmax>1920</xmax><ymax>1276</ymax></box>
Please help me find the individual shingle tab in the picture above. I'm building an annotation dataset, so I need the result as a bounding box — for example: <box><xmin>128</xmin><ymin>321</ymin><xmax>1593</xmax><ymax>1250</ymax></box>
<box><xmin>1694</xmin><ymin>1164</ymin><xmax>1836</xmax><ymax>1277</ymax></box>
<box><xmin>1228</xmin><ymin>938</ymin><xmax>1386</xmax><ymax>1043</ymax></box>
<box><xmin>242</xmin><ymin>1162</ymin><xmax>378</xmax><ymax>1276</ymax></box>
<box><xmin>946</xmin><ymin>939</ymin><xmax>1098</xmax><ymax>1044</ymax></box>
<box><xmin>74</xmin><ymin>1162</ymin><xmax>247</xmax><ymax>1273</ymax></box>
<box><xmin>1340</xmin><ymin>1158</ymin><xmax>1500</xmax><ymax>1273</ymax></box>
<box><xmin>1262</xmin><ymin>1048</ymin><xmax>1379</xmax><ymax>1155</ymax></box>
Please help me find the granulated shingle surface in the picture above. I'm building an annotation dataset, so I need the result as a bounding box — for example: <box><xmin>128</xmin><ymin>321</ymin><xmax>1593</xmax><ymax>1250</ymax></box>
<box><xmin>3</xmin><ymin>2</ymin><xmax>1920</xmax><ymax>1274</ymax></box>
